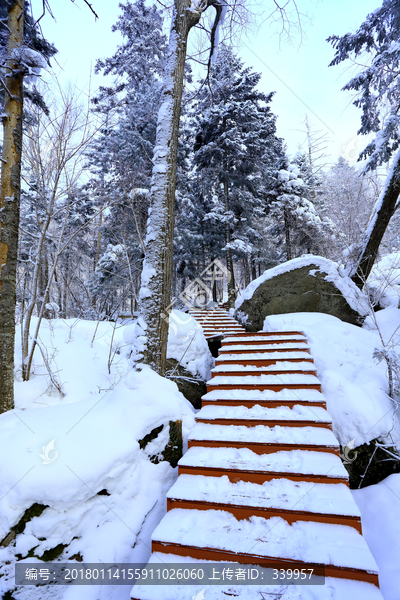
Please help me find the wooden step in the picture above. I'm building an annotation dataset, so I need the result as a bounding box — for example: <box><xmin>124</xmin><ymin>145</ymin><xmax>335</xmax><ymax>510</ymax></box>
<box><xmin>211</xmin><ymin>368</ymin><xmax>317</xmax><ymax>377</ymax></box>
<box><xmin>224</xmin><ymin>330</ymin><xmax>306</xmax><ymax>337</ymax></box>
<box><xmin>207</xmin><ymin>373</ymin><xmax>322</xmax><ymax>392</ymax></box>
<box><xmin>222</xmin><ymin>337</ymin><xmax>307</xmax><ymax>346</ymax></box>
<box><xmin>167</xmin><ymin>474</ymin><xmax>362</xmax><ymax>531</ymax></box>
<box><xmin>188</xmin><ymin>439</ymin><xmax>340</xmax><ymax>455</ymax></box>
<box><xmin>189</xmin><ymin>421</ymin><xmax>338</xmax><ymax>448</ymax></box>
<box><xmin>202</xmin><ymin>388</ymin><xmax>327</xmax><ymax>408</ymax></box>
<box><xmin>132</xmin><ymin>555</ymin><xmax>383</xmax><ymax>600</ymax></box>
<box><xmin>150</xmin><ymin>542</ymin><xmax>378</xmax><ymax>586</ymax></box>
<box><xmin>219</xmin><ymin>344</ymin><xmax>311</xmax><ymax>353</ymax></box>
<box><xmin>150</xmin><ymin>509</ymin><xmax>378</xmax><ymax>585</ymax></box>
<box><xmin>196</xmin><ymin>417</ymin><xmax>332</xmax><ymax>429</ymax></box>
<box><xmin>195</xmin><ymin>404</ymin><xmax>332</xmax><ymax>429</ymax></box>
<box><xmin>207</xmin><ymin>382</ymin><xmax>322</xmax><ymax>392</ymax></box>
<box><xmin>202</xmin><ymin>398</ymin><xmax>327</xmax><ymax>408</ymax></box>
<box><xmin>216</xmin><ymin>356</ymin><xmax>314</xmax><ymax>367</ymax></box>
<box><xmin>178</xmin><ymin>464</ymin><xmax>349</xmax><ymax>485</ymax></box>
<box><xmin>179</xmin><ymin>447</ymin><xmax>349</xmax><ymax>485</ymax></box>
<box><xmin>167</xmin><ymin>498</ymin><xmax>362</xmax><ymax>531</ymax></box>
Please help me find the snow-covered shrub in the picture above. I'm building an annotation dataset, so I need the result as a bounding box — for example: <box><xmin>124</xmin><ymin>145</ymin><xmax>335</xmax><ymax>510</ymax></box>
<box><xmin>367</xmin><ymin>252</ymin><xmax>400</xmax><ymax>309</ymax></box>
<box><xmin>124</xmin><ymin>310</ymin><xmax>213</xmax><ymax>381</ymax></box>
<box><xmin>0</xmin><ymin>319</ymin><xmax>196</xmax><ymax>597</ymax></box>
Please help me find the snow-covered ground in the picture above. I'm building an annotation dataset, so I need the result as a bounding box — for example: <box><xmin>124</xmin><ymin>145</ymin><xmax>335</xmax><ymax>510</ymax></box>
<box><xmin>263</xmin><ymin>311</ymin><xmax>398</xmax><ymax>449</ymax></box>
<box><xmin>368</xmin><ymin>251</ymin><xmax>400</xmax><ymax>309</ymax></box>
<box><xmin>263</xmin><ymin>308</ymin><xmax>400</xmax><ymax>597</ymax></box>
<box><xmin>0</xmin><ymin>313</ymin><xmax>210</xmax><ymax>600</ymax></box>
<box><xmin>1</xmin><ymin>306</ymin><xmax>400</xmax><ymax>598</ymax></box>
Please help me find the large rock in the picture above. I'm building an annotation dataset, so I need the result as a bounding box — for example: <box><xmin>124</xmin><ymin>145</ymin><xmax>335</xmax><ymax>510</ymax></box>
<box><xmin>235</xmin><ymin>256</ymin><xmax>368</xmax><ymax>331</ymax></box>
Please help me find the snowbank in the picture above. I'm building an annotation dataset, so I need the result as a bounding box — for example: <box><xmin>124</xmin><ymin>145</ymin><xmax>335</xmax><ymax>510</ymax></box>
<box><xmin>166</xmin><ymin>310</ymin><xmax>213</xmax><ymax>380</ymax></box>
<box><xmin>263</xmin><ymin>312</ymin><xmax>397</xmax><ymax>448</ymax></box>
<box><xmin>352</xmin><ymin>474</ymin><xmax>400</xmax><ymax>600</ymax></box>
<box><xmin>235</xmin><ymin>255</ymin><xmax>369</xmax><ymax>316</ymax></box>
<box><xmin>124</xmin><ymin>309</ymin><xmax>213</xmax><ymax>380</ymax></box>
<box><xmin>14</xmin><ymin>318</ymin><xmax>129</xmax><ymax>409</ymax></box>
<box><xmin>368</xmin><ymin>251</ymin><xmax>400</xmax><ymax>308</ymax></box>
<box><xmin>2</xmin><ymin>319</ymin><xmax>196</xmax><ymax>598</ymax></box>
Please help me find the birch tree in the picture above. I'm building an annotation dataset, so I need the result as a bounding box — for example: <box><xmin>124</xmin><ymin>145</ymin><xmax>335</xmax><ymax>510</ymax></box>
<box><xmin>0</xmin><ymin>0</ymin><xmax>95</xmax><ymax>413</ymax></box>
<box><xmin>0</xmin><ymin>0</ymin><xmax>25</xmax><ymax>413</ymax></box>
<box><xmin>135</xmin><ymin>0</ymin><xmax>303</xmax><ymax>375</ymax></box>
<box><xmin>134</xmin><ymin>0</ymin><xmax>211</xmax><ymax>375</ymax></box>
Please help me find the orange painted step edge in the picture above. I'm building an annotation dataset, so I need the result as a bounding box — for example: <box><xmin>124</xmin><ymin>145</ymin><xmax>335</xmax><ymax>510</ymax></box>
<box><xmin>178</xmin><ymin>465</ymin><xmax>349</xmax><ymax>486</ymax></box>
<box><xmin>195</xmin><ymin>418</ymin><xmax>332</xmax><ymax>429</ymax></box>
<box><xmin>187</xmin><ymin>440</ymin><xmax>340</xmax><ymax>456</ymax></box>
<box><xmin>149</xmin><ymin>543</ymin><xmax>379</xmax><ymax>587</ymax></box>
<box><xmin>166</xmin><ymin>498</ymin><xmax>362</xmax><ymax>533</ymax></box>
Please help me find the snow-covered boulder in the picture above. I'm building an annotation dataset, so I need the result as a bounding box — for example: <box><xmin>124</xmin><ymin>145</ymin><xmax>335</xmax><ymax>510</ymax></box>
<box><xmin>167</xmin><ymin>310</ymin><xmax>213</xmax><ymax>381</ymax></box>
<box><xmin>124</xmin><ymin>310</ymin><xmax>213</xmax><ymax>408</ymax></box>
<box><xmin>166</xmin><ymin>310</ymin><xmax>213</xmax><ymax>408</ymax></box>
<box><xmin>235</xmin><ymin>255</ymin><xmax>369</xmax><ymax>331</ymax></box>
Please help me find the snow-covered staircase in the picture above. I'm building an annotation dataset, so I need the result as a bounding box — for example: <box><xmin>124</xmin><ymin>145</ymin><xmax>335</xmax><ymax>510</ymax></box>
<box><xmin>188</xmin><ymin>308</ymin><xmax>246</xmax><ymax>338</ymax></box>
<box><xmin>132</xmin><ymin>313</ymin><xmax>381</xmax><ymax>599</ymax></box>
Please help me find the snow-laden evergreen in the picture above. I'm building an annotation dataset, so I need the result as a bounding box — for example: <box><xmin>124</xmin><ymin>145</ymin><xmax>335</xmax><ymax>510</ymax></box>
<box><xmin>178</xmin><ymin>46</ymin><xmax>284</xmax><ymax>302</ymax></box>
<box><xmin>268</xmin><ymin>158</ymin><xmax>325</xmax><ymax>260</ymax></box>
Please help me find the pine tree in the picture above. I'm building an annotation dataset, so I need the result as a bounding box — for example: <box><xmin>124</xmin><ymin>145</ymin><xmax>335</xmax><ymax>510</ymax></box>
<box><xmin>190</xmin><ymin>46</ymin><xmax>284</xmax><ymax>306</ymax></box>
<box><xmin>269</xmin><ymin>158</ymin><xmax>324</xmax><ymax>261</ymax></box>
<box><xmin>328</xmin><ymin>0</ymin><xmax>400</xmax><ymax>286</ymax></box>
<box><xmin>87</xmin><ymin>0</ymin><xmax>168</xmax><ymax>317</ymax></box>
<box><xmin>93</xmin><ymin>0</ymin><xmax>167</xmax><ymax>109</ymax></box>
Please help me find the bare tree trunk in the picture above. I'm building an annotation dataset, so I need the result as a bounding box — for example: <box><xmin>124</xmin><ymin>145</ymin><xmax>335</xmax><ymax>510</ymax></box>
<box><xmin>351</xmin><ymin>149</ymin><xmax>400</xmax><ymax>289</ymax></box>
<box><xmin>212</xmin><ymin>261</ymin><xmax>218</xmax><ymax>302</ymax></box>
<box><xmin>0</xmin><ymin>0</ymin><xmax>24</xmax><ymax>413</ymax></box>
<box><xmin>137</xmin><ymin>0</ymin><xmax>201</xmax><ymax>375</ymax></box>
<box><xmin>94</xmin><ymin>205</ymin><xmax>103</xmax><ymax>269</ymax></box>
<box><xmin>251</xmin><ymin>255</ymin><xmax>257</xmax><ymax>280</ymax></box>
<box><xmin>243</xmin><ymin>257</ymin><xmax>250</xmax><ymax>287</ymax></box>
<box><xmin>223</xmin><ymin>168</ymin><xmax>236</xmax><ymax>307</ymax></box>
<box><xmin>284</xmin><ymin>207</ymin><xmax>292</xmax><ymax>261</ymax></box>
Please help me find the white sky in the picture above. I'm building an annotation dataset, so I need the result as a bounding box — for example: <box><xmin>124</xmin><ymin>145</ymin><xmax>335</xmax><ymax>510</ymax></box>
<box><xmin>37</xmin><ymin>0</ymin><xmax>379</xmax><ymax>165</ymax></box>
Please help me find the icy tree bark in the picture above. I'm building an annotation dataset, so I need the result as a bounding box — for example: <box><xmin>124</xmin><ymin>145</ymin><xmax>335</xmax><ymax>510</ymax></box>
<box><xmin>137</xmin><ymin>0</ymin><xmax>202</xmax><ymax>375</ymax></box>
<box><xmin>284</xmin><ymin>207</ymin><xmax>292</xmax><ymax>261</ymax></box>
<box><xmin>351</xmin><ymin>149</ymin><xmax>400</xmax><ymax>289</ymax></box>
<box><xmin>0</xmin><ymin>0</ymin><xmax>24</xmax><ymax>413</ymax></box>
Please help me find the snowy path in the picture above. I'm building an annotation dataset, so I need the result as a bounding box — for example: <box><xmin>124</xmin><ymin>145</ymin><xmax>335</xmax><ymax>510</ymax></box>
<box><xmin>131</xmin><ymin>309</ymin><xmax>383</xmax><ymax>600</ymax></box>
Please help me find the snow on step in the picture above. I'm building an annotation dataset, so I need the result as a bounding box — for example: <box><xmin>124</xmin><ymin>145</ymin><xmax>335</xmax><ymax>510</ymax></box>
<box><xmin>151</xmin><ymin>508</ymin><xmax>378</xmax><ymax>573</ymax></box>
<box><xmin>202</xmin><ymin>387</ymin><xmax>325</xmax><ymax>402</ymax></box>
<box><xmin>208</xmin><ymin>373</ymin><xmax>321</xmax><ymax>385</ymax></box>
<box><xmin>132</xmin><ymin>556</ymin><xmax>383</xmax><ymax>600</ymax></box>
<box><xmin>189</xmin><ymin>422</ymin><xmax>338</xmax><ymax>447</ymax></box>
<box><xmin>196</xmin><ymin>403</ymin><xmax>332</xmax><ymax>424</ymax></box>
<box><xmin>212</xmin><ymin>361</ymin><xmax>317</xmax><ymax>373</ymax></box>
<box><xmin>216</xmin><ymin>350</ymin><xmax>313</xmax><ymax>361</ymax></box>
<box><xmin>179</xmin><ymin>447</ymin><xmax>348</xmax><ymax>479</ymax></box>
<box><xmin>200</xmin><ymin>318</ymin><xmax>241</xmax><ymax>322</ymax></box>
<box><xmin>219</xmin><ymin>342</ymin><xmax>310</xmax><ymax>352</ymax></box>
<box><xmin>167</xmin><ymin>474</ymin><xmax>359</xmax><ymax>518</ymax></box>
<box><xmin>223</xmin><ymin>334</ymin><xmax>307</xmax><ymax>342</ymax></box>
